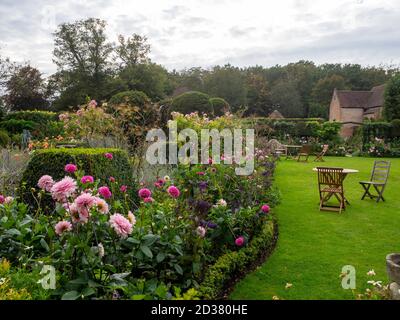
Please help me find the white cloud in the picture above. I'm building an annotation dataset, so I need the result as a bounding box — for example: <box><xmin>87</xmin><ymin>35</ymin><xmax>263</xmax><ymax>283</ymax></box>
<box><xmin>0</xmin><ymin>0</ymin><xmax>399</xmax><ymax>74</ymax></box>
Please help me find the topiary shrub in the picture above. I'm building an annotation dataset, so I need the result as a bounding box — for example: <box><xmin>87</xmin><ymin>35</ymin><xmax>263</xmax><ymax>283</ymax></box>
<box><xmin>109</xmin><ymin>90</ymin><xmax>150</xmax><ymax>107</ymax></box>
<box><xmin>171</xmin><ymin>91</ymin><xmax>213</xmax><ymax>115</ymax></box>
<box><xmin>0</xmin><ymin>130</ymin><xmax>10</xmax><ymax>147</ymax></box>
<box><xmin>20</xmin><ymin>148</ymin><xmax>137</xmax><ymax>209</ymax></box>
<box><xmin>3</xmin><ymin>111</ymin><xmax>58</xmax><ymax>124</ymax></box>
<box><xmin>210</xmin><ymin>97</ymin><xmax>230</xmax><ymax>117</ymax></box>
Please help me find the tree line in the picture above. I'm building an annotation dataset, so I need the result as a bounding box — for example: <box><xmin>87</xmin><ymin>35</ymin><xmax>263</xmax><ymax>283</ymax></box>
<box><xmin>0</xmin><ymin>18</ymin><xmax>398</xmax><ymax>118</ymax></box>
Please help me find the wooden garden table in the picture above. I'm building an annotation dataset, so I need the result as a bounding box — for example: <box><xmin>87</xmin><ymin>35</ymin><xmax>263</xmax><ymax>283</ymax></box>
<box><xmin>283</xmin><ymin>145</ymin><xmax>302</xmax><ymax>159</ymax></box>
<box><xmin>312</xmin><ymin>168</ymin><xmax>359</xmax><ymax>206</ymax></box>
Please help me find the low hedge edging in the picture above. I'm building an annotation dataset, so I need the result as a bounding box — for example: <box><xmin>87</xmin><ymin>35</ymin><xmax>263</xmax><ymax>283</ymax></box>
<box><xmin>200</xmin><ymin>218</ymin><xmax>277</xmax><ymax>299</ymax></box>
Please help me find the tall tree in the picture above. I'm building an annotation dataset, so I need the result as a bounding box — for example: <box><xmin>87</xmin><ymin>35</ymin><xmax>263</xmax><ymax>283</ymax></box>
<box><xmin>270</xmin><ymin>80</ymin><xmax>303</xmax><ymax>118</ymax></box>
<box><xmin>312</xmin><ymin>74</ymin><xmax>347</xmax><ymax>106</ymax></box>
<box><xmin>384</xmin><ymin>74</ymin><xmax>400</xmax><ymax>121</ymax></box>
<box><xmin>4</xmin><ymin>65</ymin><xmax>49</xmax><ymax>111</ymax></box>
<box><xmin>245</xmin><ymin>72</ymin><xmax>271</xmax><ymax>116</ymax></box>
<box><xmin>116</xmin><ymin>34</ymin><xmax>150</xmax><ymax>67</ymax></box>
<box><xmin>52</xmin><ymin>18</ymin><xmax>114</xmax><ymax>109</ymax></box>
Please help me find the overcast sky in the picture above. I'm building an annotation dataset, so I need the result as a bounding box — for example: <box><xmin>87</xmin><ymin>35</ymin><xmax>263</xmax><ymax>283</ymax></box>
<box><xmin>0</xmin><ymin>0</ymin><xmax>399</xmax><ymax>75</ymax></box>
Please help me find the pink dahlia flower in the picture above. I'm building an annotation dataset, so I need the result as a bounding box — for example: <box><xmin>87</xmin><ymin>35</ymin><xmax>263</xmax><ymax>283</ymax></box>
<box><xmin>235</xmin><ymin>236</ymin><xmax>245</xmax><ymax>247</ymax></box>
<box><xmin>38</xmin><ymin>175</ymin><xmax>54</xmax><ymax>192</ymax></box>
<box><xmin>98</xmin><ymin>186</ymin><xmax>112</xmax><ymax>199</ymax></box>
<box><xmin>51</xmin><ymin>177</ymin><xmax>77</xmax><ymax>202</ymax></box>
<box><xmin>167</xmin><ymin>186</ymin><xmax>180</xmax><ymax>198</ymax></box>
<box><xmin>65</xmin><ymin>163</ymin><xmax>77</xmax><ymax>173</ymax></box>
<box><xmin>143</xmin><ymin>197</ymin><xmax>154</xmax><ymax>203</ymax></box>
<box><xmin>109</xmin><ymin>213</ymin><xmax>133</xmax><ymax>238</ymax></box>
<box><xmin>138</xmin><ymin>188</ymin><xmax>151</xmax><ymax>199</ymax></box>
<box><xmin>120</xmin><ymin>185</ymin><xmax>127</xmax><ymax>193</ymax></box>
<box><xmin>109</xmin><ymin>176</ymin><xmax>116</xmax><ymax>183</ymax></box>
<box><xmin>261</xmin><ymin>204</ymin><xmax>270</xmax><ymax>214</ymax></box>
<box><xmin>94</xmin><ymin>197</ymin><xmax>109</xmax><ymax>214</ymax></box>
<box><xmin>0</xmin><ymin>195</ymin><xmax>5</xmax><ymax>204</ymax></box>
<box><xmin>81</xmin><ymin>175</ymin><xmax>94</xmax><ymax>184</ymax></box>
<box><xmin>88</xmin><ymin>100</ymin><xmax>97</xmax><ymax>108</ymax></box>
<box><xmin>4</xmin><ymin>196</ymin><xmax>13</xmax><ymax>204</ymax></box>
<box><xmin>196</xmin><ymin>172</ymin><xmax>205</xmax><ymax>176</ymax></box>
<box><xmin>104</xmin><ymin>153</ymin><xmax>113</xmax><ymax>160</ymax></box>
<box><xmin>127</xmin><ymin>211</ymin><xmax>137</xmax><ymax>225</ymax></box>
<box><xmin>74</xmin><ymin>192</ymin><xmax>96</xmax><ymax>210</ymax></box>
<box><xmin>55</xmin><ymin>221</ymin><xmax>72</xmax><ymax>236</ymax></box>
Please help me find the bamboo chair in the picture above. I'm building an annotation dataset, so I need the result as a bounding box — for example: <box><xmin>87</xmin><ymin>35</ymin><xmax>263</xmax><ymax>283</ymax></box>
<box><xmin>317</xmin><ymin>167</ymin><xmax>345</xmax><ymax>213</ymax></box>
<box><xmin>296</xmin><ymin>145</ymin><xmax>312</xmax><ymax>162</ymax></box>
<box><xmin>359</xmin><ymin>160</ymin><xmax>390</xmax><ymax>203</ymax></box>
<box><xmin>314</xmin><ymin>144</ymin><xmax>329</xmax><ymax>162</ymax></box>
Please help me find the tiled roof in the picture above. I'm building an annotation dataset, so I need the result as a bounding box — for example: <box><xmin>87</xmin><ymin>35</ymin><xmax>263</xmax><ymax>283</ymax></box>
<box><xmin>335</xmin><ymin>85</ymin><xmax>385</xmax><ymax>110</ymax></box>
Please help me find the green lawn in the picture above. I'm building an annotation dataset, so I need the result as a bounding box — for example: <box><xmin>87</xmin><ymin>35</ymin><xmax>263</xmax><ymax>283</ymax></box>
<box><xmin>230</xmin><ymin>156</ymin><xmax>400</xmax><ymax>300</ymax></box>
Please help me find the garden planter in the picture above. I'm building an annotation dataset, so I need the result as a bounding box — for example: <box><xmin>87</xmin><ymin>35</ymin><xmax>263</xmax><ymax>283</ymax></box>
<box><xmin>386</xmin><ymin>253</ymin><xmax>400</xmax><ymax>284</ymax></box>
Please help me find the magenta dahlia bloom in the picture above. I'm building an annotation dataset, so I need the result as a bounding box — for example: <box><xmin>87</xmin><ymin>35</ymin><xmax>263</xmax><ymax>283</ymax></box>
<box><xmin>138</xmin><ymin>188</ymin><xmax>151</xmax><ymax>199</ymax></box>
<box><xmin>120</xmin><ymin>185</ymin><xmax>127</xmax><ymax>193</ymax></box>
<box><xmin>81</xmin><ymin>175</ymin><xmax>94</xmax><ymax>184</ymax></box>
<box><xmin>0</xmin><ymin>195</ymin><xmax>5</xmax><ymax>204</ymax></box>
<box><xmin>65</xmin><ymin>163</ymin><xmax>77</xmax><ymax>173</ymax></box>
<box><xmin>109</xmin><ymin>213</ymin><xmax>133</xmax><ymax>238</ymax></box>
<box><xmin>104</xmin><ymin>153</ymin><xmax>113</xmax><ymax>160</ymax></box>
<box><xmin>55</xmin><ymin>221</ymin><xmax>72</xmax><ymax>236</ymax></box>
<box><xmin>196</xmin><ymin>172</ymin><xmax>205</xmax><ymax>176</ymax></box>
<box><xmin>98</xmin><ymin>186</ymin><xmax>112</xmax><ymax>199</ymax></box>
<box><xmin>109</xmin><ymin>176</ymin><xmax>116</xmax><ymax>183</ymax></box>
<box><xmin>38</xmin><ymin>175</ymin><xmax>54</xmax><ymax>192</ymax></box>
<box><xmin>167</xmin><ymin>186</ymin><xmax>180</xmax><ymax>198</ymax></box>
<box><xmin>51</xmin><ymin>177</ymin><xmax>77</xmax><ymax>202</ymax></box>
<box><xmin>235</xmin><ymin>236</ymin><xmax>245</xmax><ymax>247</ymax></box>
<box><xmin>143</xmin><ymin>197</ymin><xmax>154</xmax><ymax>203</ymax></box>
<box><xmin>261</xmin><ymin>204</ymin><xmax>270</xmax><ymax>214</ymax></box>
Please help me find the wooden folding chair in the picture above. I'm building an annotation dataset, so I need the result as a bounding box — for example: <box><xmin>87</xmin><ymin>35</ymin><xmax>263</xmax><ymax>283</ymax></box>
<box><xmin>314</xmin><ymin>144</ymin><xmax>329</xmax><ymax>162</ymax></box>
<box><xmin>317</xmin><ymin>167</ymin><xmax>345</xmax><ymax>213</ymax></box>
<box><xmin>297</xmin><ymin>145</ymin><xmax>312</xmax><ymax>162</ymax></box>
<box><xmin>359</xmin><ymin>160</ymin><xmax>390</xmax><ymax>203</ymax></box>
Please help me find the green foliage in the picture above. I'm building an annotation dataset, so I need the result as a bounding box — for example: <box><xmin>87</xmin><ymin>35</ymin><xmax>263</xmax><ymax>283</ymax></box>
<box><xmin>3</xmin><ymin>110</ymin><xmax>58</xmax><ymax>123</ymax></box>
<box><xmin>391</xmin><ymin>119</ymin><xmax>400</xmax><ymax>137</ymax></box>
<box><xmin>0</xmin><ymin>119</ymin><xmax>35</xmax><ymax>134</ymax></box>
<box><xmin>316</xmin><ymin>121</ymin><xmax>342</xmax><ymax>143</ymax></box>
<box><xmin>384</xmin><ymin>74</ymin><xmax>400</xmax><ymax>121</ymax></box>
<box><xmin>171</xmin><ymin>91</ymin><xmax>213</xmax><ymax>115</ymax></box>
<box><xmin>20</xmin><ymin>148</ymin><xmax>136</xmax><ymax>207</ymax></box>
<box><xmin>109</xmin><ymin>90</ymin><xmax>150</xmax><ymax>107</ymax></box>
<box><xmin>0</xmin><ymin>130</ymin><xmax>10</xmax><ymax>147</ymax></box>
<box><xmin>200</xmin><ymin>220</ymin><xmax>275</xmax><ymax>299</ymax></box>
<box><xmin>209</xmin><ymin>97</ymin><xmax>230</xmax><ymax>117</ymax></box>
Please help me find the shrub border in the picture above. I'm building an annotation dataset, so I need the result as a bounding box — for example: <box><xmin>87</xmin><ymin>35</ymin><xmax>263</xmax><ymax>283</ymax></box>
<box><xmin>199</xmin><ymin>217</ymin><xmax>278</xmax><ymax>299</ymax></box>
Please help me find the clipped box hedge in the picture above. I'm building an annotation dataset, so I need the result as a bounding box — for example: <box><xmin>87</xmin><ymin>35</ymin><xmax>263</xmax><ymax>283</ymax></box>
<box><xmin>199</xmin><ymin>219</ymin><xmax>277</xmax><ymax>299</ymax></box>
<box><xmin>20</xmin><ymin>148</ymin><xmax>137</xmax><ymax>207</ymax></box>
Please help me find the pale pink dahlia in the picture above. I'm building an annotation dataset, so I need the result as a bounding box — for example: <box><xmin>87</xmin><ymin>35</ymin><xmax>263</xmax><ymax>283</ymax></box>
<box><xmin>38</xmin><ymin>175</ymin><xmax>54</xmax><ymax>192</ymax></box>
<box><xmin>94</xmin><ymin>197</ymin><xmax>109</xmax><ymax>214</ymax></box>
<box><xmin>196</xmin><ymin>226</ymin><xmax>206</xmax><ymax>238</ymax></box>
<box><xmin>51</xmin><ymin>177</ymin><xmax>77</xmax><ymax>202</ymax></box>
<box><xmin>109</xmin><ymin>213</ymin><xmax>133</xmax><ymax>238</ymax></box>
<box><xmin>55</xmin><ymin>220</ymin><xmax>72</xmax><ymax>236</ymax></box>
<box><xmin>167</xmin><ymin>186</ymin><xmax>180</xmax><ymax>198</ymax></box>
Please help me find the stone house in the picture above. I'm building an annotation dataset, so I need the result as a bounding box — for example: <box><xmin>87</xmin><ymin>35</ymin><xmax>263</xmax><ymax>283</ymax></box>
<box><xmin>329</xmin><ymin>85</ymin><xmax>385</xmax><ymax>137</ymax></box>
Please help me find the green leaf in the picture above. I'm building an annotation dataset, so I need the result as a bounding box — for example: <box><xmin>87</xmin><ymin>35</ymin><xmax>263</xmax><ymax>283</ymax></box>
<box><xmin>131</xmin><ymin>294</ymin><xmax>146</xmax><ymax>300</ymax></box>
<box><xmin>6</xmin><ymin>228</ymin><xmax>21</xmax><ymax>237</ymax></box>
<box><xmin>142</xmin><ymin>234</ymin><xmax>158</xmax><ymax>246</ymax></box>
<box><xmin>174</xmin><ymin>264</ymin><xmax>183</xmax><ymax>275</ymax></box>
<box><xmin>40</xmin><ymin>238</ymin><xmax>50</xmax><ymax>252</ymax></box>
<box><xmin>156</xmin><ymin>252</ymin><xmax>165</xmax><ymax>263</ymax></box>
<box><xmin>61</xmin><ymin>290</ymin><xmax>80</xmax><ymax>300</ymax></box>
<box><xmin>126</xmin><ymin>237</ymin><xmax>140</xmax><ymax>244</ymax></box>
<box><xmin>140</xmin><ymin>245</ymin><xmax>153</xmax><ymax>258</ymax></box>
<box><xmin>82</xmin><ymin>287</ymin><xmax>96</xmax><ymax>297</ymax></box>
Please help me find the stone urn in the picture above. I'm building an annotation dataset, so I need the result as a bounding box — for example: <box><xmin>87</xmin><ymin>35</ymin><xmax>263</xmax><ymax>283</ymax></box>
<box><xmin>386</xmin><ymin>253</ymin><xmax>400</xmax><ymax>300</ymax></box>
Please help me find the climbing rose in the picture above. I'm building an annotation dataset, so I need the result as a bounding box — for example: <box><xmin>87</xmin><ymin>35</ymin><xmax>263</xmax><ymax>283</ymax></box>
<box><xmin>64</xmin><ymin>163</ymin><xmax>77</xmax><ymax>173</ymax></box>
<box><xmin>98</xmin><ymin>186</ymin><xmax>112</xmax><ymax>199</ymax></box>
<box><xmin>104</xmin><ymin>153</ymin><xmax>113</xmax><ymax>160</ymax></box>
<box><xmin>51</xmin><ymin>177</ymin><xmax>77</xmax><ymax>202</ymax></box>
<box><xmin>261</xmin><ymin>204</ymin><xmax>270</xmax><ymax>214</ymax></box>
<box><xmin>81</xmin><ymin>176</ymin><xmax>94</xmax><ymax>184</ymax></box>
<box><xmin>38</xmin><ymin>175</ymin><xmax>54</xmax><ymax>192</ymax></box>
<box><xmin>235</xmin><ymin>236</ymin><xmax>245</xmax><ymax>247</ymax></box>
<box><xmin>109</xmin><ymin>214</ymin><xmax>133</xmax><ymax>238</ymax></box>
<box><xmin>167</xmin><ymin>186</ymin><xmax>180</xmax><ymax>198</ymax></box>
<box><xmin>138</xmin><ymin>188</ymin><xmax>151</xmax><ymax>199</ymax></box>
<box><xmin>55</xmin><ymin>221</ymin><xmax>72</xmax><ymax>236</ymax></box>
